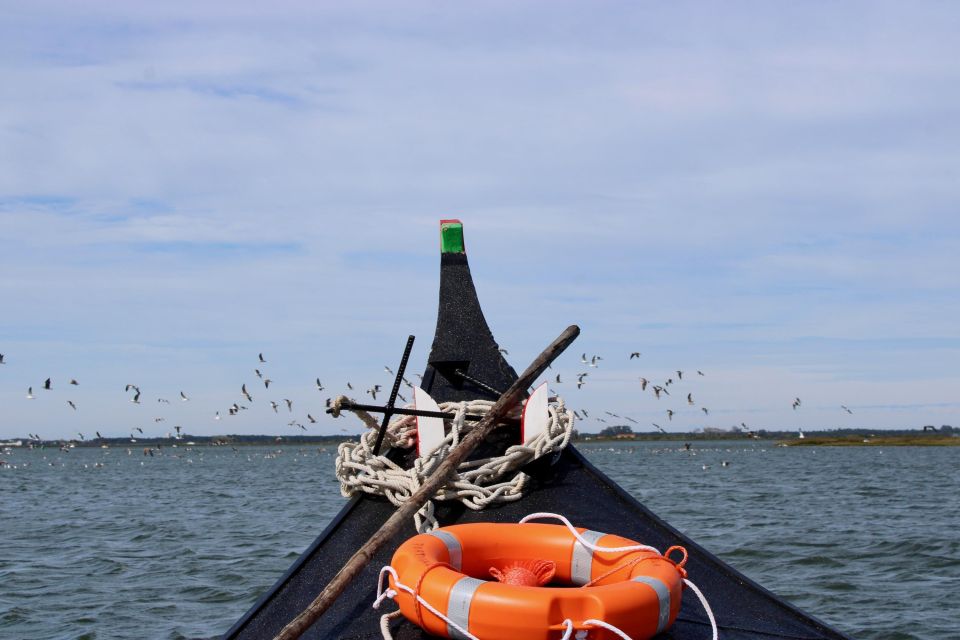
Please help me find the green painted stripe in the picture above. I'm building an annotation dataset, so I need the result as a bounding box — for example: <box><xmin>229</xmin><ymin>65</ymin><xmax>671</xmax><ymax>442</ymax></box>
<box><xmin>440</xmin><ymin>220</ymin><xmax>465</xmax><ymax>254</ymax></box>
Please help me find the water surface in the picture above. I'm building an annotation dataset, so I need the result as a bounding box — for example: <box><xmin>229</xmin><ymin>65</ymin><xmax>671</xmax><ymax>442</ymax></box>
<box><xmin>1</xmin><ymin>441</ymin><xmax>957</xmax><ymax>639</ymax></box>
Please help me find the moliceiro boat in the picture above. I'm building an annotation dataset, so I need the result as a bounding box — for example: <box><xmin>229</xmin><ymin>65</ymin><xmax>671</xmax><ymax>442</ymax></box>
<box><xmin>223</xmin><ymin>220</ymin><xmax>850</xmax><ymax>640</ymax></box>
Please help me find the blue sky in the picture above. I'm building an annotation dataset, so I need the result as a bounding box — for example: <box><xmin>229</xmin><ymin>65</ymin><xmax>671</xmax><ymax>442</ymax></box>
<box><xmin>2</xmin><ymin>2</ymin><xmax>958</xmax><ymax>439</ymax></box>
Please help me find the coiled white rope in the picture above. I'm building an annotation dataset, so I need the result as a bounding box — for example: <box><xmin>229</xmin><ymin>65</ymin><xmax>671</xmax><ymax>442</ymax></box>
<box><xmin>335</xmin><ymin>396</ymin><xmax>574</xmax><ymax>532</ymax></box>
<box><xmin>374</xmin><ymin>512</ymin><xmax>719</xmax><ymax>640</ymax></box>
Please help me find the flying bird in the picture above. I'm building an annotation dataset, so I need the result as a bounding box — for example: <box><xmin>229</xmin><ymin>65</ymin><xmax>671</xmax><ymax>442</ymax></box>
<box><xmin>70</xmin><ymin>379</ymin><xmax>79</xmax><ymax>386</ymax></box>
<box><xmin>0</xmin><ymin>353</ymin><xmax>5</xmax><ymax>364</ymax></box>
<box><xmin>555</xmin><ymin>373</ymin><xmax>562</xmax><ymax>384</ymax></box>
<box><xmin>26</xmin><ymin>387</ymin><xmax>34</xmax><ymax>399</ymax></box>
<box><xmin>96</xmin><ymin>431</ymin><xmax>103</xmax><ymax>439</ymax></box>
<box><xmin>307</xmin><ymin>414</ymin><xmax>317</xmax><ymax>424</ymax></box>
<box><xmin>367</xmin><ymin>385</ymin><xmax>381</xmax><ymax>400</ymax></box>
<box><xmin>316</xmin><ymin>378</ymin><xmax>325</xmax><ymax>391</ymax></box>
<box><xmin>629</xmin><ymin>352</ymin><xmax>641</xmax><ymax>359</ymax></box>
<box><xmin>135</xmin><ymin>427</ymin><xmax>143</xmax><ymax>434</ymax></box>
<box><xmin>639</xmin><ymin>377</ymin><xmax>648</xmax><ymax>391</ymax></box>
<box><xmin>264</xmin><ymin>379</ymin><xmax>272</xmax><ymax>389</ymax></box>
<box><xmin>384</xmin><ymin>365</ymin><xmax>394</xmax><ymax>375</ymax></box>
<box><xmin>652</xmin><ymin>423</ymin><xmax>666</xmax><ymax>434</ymax></box>
<box><xmin>666</xmin><ymin>409</ymin><xmax>674</xmax><ymax>421</ymax></box>
<box><xmin>701</xmin><ymin>407</ymin><xmax>709</xmax><ymax>415</ymax></box>
<box><xmin>67</xmin><ymin>400</ymin><xmax>77</xmax><ymax>410</ymax></box>
<box><xmin>347</xmin><ymin>382</ymin><xmax>353</xmax><ymax>390</ymax></box>
<box><xmin>687</xmin><ymin>393</ymin><xmax>694</xmax><ymax>405</ymax></box>
<box><xmin>841</xmin><ymin>405</ymin><xmax>853</xmax><ymax>414</ymax></box>
<box><xmin>242</xmin><ymin>384</ymin><xmax>253</xmax><ymax>402</ymax></box>
<box><xmin>259</xmin><ymin>353</ymin><xmax>266</xmax><ymax>363</ymax></box>
<box><xmin>792</xmin><ymin>397</ymin><xmax>802</xmax><ymax>410</ymax></box>
<box><xmin>180</xmin><ymin>391</ymin><xmax>189</xmax><ymax>402</ymax></box>
<box><xmin>255</xmin><ymin>369</ymin><xmax>263</xmax><ymax>379</ymax></box>
<box><xmin>215</xmin><ymin>411</ymin><xmax>221</xmax><ymax>420</ymax></box>
<box><xmin>44</xmin><ymin>378</ymin><xmax>52</xmax><ymax>390</ymax></box>
<box><xmin>284</xmin><ymin>399</ymin><xmax>293</xmax><ymax>412</ymax></box>
<box><xmin>677</xmin><ymin>371</ymin><xmax>683</xmax><ymax>380</ymax></box>
<box><xmin>270</xmin><ymin>401</ymin><xmax>279</xmax><ymax>413</ymax></box>
<box><xmin>697</xmin><ymin>370</ymin><xmax>705</xmax><ymax>376</ymax></box>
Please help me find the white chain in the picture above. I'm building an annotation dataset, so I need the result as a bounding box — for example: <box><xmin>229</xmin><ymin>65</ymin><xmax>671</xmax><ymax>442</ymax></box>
<box><xmin>334</xmin><ymin>396</ymin><xmax>574</xmax><ymax>532</ymax></box>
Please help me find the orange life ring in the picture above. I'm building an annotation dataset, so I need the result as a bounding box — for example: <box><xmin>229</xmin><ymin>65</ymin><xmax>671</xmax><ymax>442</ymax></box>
<box><xmin>388</xmin><ymin>522</ymin><xmax>686</xmax><ymax>640</ymax></box>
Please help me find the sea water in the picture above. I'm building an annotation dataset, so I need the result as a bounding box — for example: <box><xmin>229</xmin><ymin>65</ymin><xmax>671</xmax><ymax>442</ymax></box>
<box><xmin>1</xmin><ymin>441</ymin><xmax>957</xmax><ymax>639</ymax></box>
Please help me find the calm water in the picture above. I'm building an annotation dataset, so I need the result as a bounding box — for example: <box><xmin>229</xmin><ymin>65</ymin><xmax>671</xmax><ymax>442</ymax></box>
<box><xmin>1</xmin><ymin>441</ymin><xmax>957</xmax><ymax>639</ymax></box>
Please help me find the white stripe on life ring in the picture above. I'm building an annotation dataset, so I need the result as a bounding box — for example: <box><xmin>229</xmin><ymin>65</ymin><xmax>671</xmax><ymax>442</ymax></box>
<box><xmin>425</xmin><ymin>529</ymin><xmax>462</xmax><ymax>571</ymax></box>
<box><xmin>446</xmin><ymin>576</ymin><xmax>484</xmax><ymax>640</ymax></box>
<box><xmin>570</xmin><ymin>529</ymin><xmax>606</xmax><ymax>585</ymax></box>
<box><xmin>632</xmin><ymin>575</ymin><xmax>671</xmax><ymax>633</ymax></box>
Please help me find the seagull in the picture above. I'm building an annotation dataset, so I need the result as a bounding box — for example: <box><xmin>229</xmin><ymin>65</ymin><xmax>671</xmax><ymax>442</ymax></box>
<box><xmin>242</xmin><ymin>384</ymin><xmax>253</xmax><ymax>402</ymax></box>
<box><xmin>384</xmin><ymin>365</ymin><xmax>394</xmax><ymax>375</ymax></box>
<box><xmin>841</xmin><ymin>405</ymin><xmax>853</xmax><ymax>414</ymax></box>
<box><xmin>135</xmin><ymin>427</ymin><xmax>143</xmax><ymax>434</ymax></box>
<box><xmin>284</xmin><ymin>399</ymin><xmax>293</xmax><ymax>412</ymax></box>
<box><xmin>0</xmin><ymin>353</ymin><xmax>4</xmax><ymax>364</ymax></box>
<box><xmin>629</xmin><ymin>352</ymin><xmax>641</xmax><ymax>359</ymax></box>
<box><xmin>44</xmin><ymin>378</ymin><xmax>52</xmax><ymax>390</ymax></box>
<box><xmin>687</xmin><ymin>393</ymin><xmax>694</xmax><ymax>405</ymax></box>
<box><xmin>397</xmin><ymin>392</ymin><xmax>407</xmax><ymax>403</ymax></box>
<box><xmin>157</xmin><ymin>398</ymin><xmax>170</xmax><ymax>404</ymax></box>
<box><xmin>666</xmin><ymin>409</ymin><xmax>674</xmax><ymax>421</ymax></box>
<box><xmin>402</xmin><ymin>376</ymin><xmax>413</xmax><ymax>389</ymax></box>
<box><xmin>625</xmin><ymin>416</ymin><xmax>638</xmax><ymax>424</ymax></box>
<box><xmin>180</xmin><ymin>391</ymin><xmax>189</xmax><ymax>402</ymax></box>
<box><xmin>270</xmin><ymin>401</ymin><xmax>279</xmax><ymax>413</ymax></box>
<box><xmin>154</xmin><ymin>417</ymin><xmax>165</xmax><ymax>422</ymax></box>
<box><xmin>697</xmin><ymin>370</ymin><xmax>705</xmax><ymax>376</ymax></box>
<box><xmin>677</xmin><ymin>370</ymin><xmax>683</xmax><ymax>380</ymax></box>
<box><xmin>77</xmin><ymin>432</ymin><xmax>85</xmax><ymax>441</ymax></box>
<box><xmin>555</xmin><ymin>373</ymin><xmax>562</xmax><ymax>384</ymax></box>
<box><xmin>174</xmin><ymin>425</ymin><xmax>182</xmax><ymax>436</ymax></box>
<box><xmin>576</xmin><ymin>379</ymin><xmax>586</xmax><ymax>389</ymax></box>
<box><xmin>652</xmin><ymin>423</ymin><xmax>666</xmax><ymax>434</ymax></box>
<box><xmin>367</xmin><ymin>385</ymin><xmax>381</xmax><ymax>400</ymax></box>
<box><xmin>131</xmin><ymin>389</ymin><xmax>141</xmax><ymax>404</ymax></box>
<box><xmin>347</xmin><ymin>382</ymin><xmax>353</xmax><ymax>390</ymax></box>
<box><xmin>215</xmin><ymin>411</ymin><xmax>221</xmax><ymax>420</ymax></box>
<box><xmin>264</xmin><ymin>379</ymin><xmax>272</xmax><ymax>389</ymax></box>
<box><xmin>316</xmin><ymin>378</ymin><xmax>325</xmax><ymax>391</ymax></box>
<box><xmin>701</xmin><ymin>407</ymin><xmax>709</xmax><ymax>415</ymax></box>
<box><xmin>307</xmin><ymin>414</ymin><xmax>317</xmax><ymax>423</ymax></box>
<box><xmin>67</xmin><ymin>400</ymin><xmax>77</xmax><ymax>410</ymax></box>
<box><xmin>581</xmin><ymin>353</ymin><xmax>589</xmax><ymax>364</ymax></box>
<box><xmin>792</xmin><ymin>397</ymin><xmax>801</xmax><ymax>410</ymax></box>
<box><xmin>259</xmin><ymin>353</ymin><xmax>266</xmax><ymax>363</ymax></box>
<box><xmin>70</xmin><ymin>379</ymin><xmax>79</xmax><ymax>386</ymax></box>
<box><xmin>639</xmin><ymin>377</ymin><xmax>648</xmax><ymax>391</ymax></box>
<box><xmin>255</xmin><ymin>369</ymin><xmax>263</xmax><ymax>379</ymax></box>
<box><xmin>652</xmin><ymin>386</ymin><xmax>663</xmax><ymax>399</ymax></box>
<box><xmin>26</xmin><ymin>387</ymin><xmax>34</xmax><ymax>399</ymax></box>
<box><xmin>96</xmin><ymin>431</ymin><xmax>103</xmax><ymax>439</ymax></box>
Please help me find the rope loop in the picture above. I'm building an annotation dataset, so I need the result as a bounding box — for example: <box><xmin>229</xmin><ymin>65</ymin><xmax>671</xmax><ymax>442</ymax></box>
<box><xmin>335</xmin><ymin>397</ymin><xmax>574</xmax><ymax>532</ymax></box>
<box><xmin>665</xmin><ymin>545</ymin><xmax>689</xmax><ymax>578</ymax></box>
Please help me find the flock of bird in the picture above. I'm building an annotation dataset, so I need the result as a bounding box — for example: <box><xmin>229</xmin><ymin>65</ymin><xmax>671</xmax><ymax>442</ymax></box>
<box><xmin>2</xmin><ymin>346</ymin><xmax>859</xmax><ymax>443</ymax></box>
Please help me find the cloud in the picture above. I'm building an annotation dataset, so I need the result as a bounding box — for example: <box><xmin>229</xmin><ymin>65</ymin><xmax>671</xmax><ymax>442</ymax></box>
<box><xmin>2</xmin><ymin>2</ymin><xmax>959</xmax><ymax>436</ymax></box>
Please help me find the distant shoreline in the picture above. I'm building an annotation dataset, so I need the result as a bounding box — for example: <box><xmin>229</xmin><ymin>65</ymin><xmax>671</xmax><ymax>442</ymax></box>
<box><xmin>5</xmin><ymin>428</ymin><xmax>957</xmax><ymax>448</ymax></box>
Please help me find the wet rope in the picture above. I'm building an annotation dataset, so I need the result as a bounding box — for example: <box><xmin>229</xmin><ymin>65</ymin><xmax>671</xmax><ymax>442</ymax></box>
<box><xmin>334</xmin><ymin>395</ymin><xmax>574</xmax><ymax>532</ymax></box>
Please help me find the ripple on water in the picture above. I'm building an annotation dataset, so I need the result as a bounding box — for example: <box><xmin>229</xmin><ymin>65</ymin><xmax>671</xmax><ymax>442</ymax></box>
<box><xmin>1</xmin><ymin>442</ymin><xmax>958</xmax><ymax>639</ymax></box>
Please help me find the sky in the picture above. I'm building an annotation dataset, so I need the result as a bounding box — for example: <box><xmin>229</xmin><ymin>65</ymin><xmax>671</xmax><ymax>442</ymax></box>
<box><xmin>2</xmin><ymin>1</ymin><xmax>959</xmax><ymax>440</ymax></box>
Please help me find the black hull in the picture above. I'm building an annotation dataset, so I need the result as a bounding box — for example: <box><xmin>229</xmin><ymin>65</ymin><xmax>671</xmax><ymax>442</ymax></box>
<box><xmin>223</xmin><ymin>221</ymin><xmax>851</xmax><ymax>640</ymax></box>
<box><xmin>224</xmin><ymin>446</ymin><xmax>850</xmax><ymax>640</ymax></box>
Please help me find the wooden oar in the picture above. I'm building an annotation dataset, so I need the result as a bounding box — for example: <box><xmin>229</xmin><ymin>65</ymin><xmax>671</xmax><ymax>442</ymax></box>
<box><xmin>273</xmin><ymin>324</ymin><xmax>580</xmax><ymax>640</ymax></box>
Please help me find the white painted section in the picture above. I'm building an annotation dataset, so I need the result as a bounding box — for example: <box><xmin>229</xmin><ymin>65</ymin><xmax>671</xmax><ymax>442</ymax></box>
<box><xmin>522</xmin><ymin>382</ymin><xmax>550</xmax><ymax>444</ymax></box>
<box><xmin>414</xmin><ymin>386</ymin><xmax>446</xmax><ymax>456</ymax></box>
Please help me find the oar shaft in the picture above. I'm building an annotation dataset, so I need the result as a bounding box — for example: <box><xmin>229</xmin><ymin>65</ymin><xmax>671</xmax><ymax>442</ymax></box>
<box><xmin>273</xmin><ymin>324</ymin><xmax>580</xmax><ymax>640</ymax></box>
